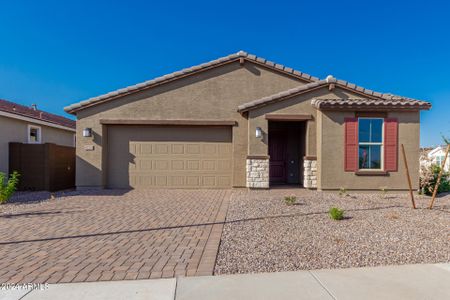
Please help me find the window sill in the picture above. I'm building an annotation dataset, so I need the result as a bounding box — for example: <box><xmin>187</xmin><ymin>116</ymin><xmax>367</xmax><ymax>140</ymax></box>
<box><xmin>355</xmin><ymin>170</ymin><xmax>389</xmax><ymax>176</ymax></box>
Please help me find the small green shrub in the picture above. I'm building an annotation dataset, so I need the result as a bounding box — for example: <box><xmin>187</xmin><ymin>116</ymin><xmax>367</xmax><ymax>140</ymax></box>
<box><xmin>329</xmin><ymin>207</ymin><xmax>344</xmax><ymax>220</ymax></box>
<box><xmin>338</xmin><ymin>187</ymin><xmax>348</xmax><ymax>197</ymax></box>
<box><xmin>420</xmin><ymin>164</ymin><xmax>450</xmax><ymax>196</ymax></box>
<box><xmin>0</xmin><ymin>171</ymin><xmax>20</xmax><ymax>204</ymax></box>
<box><xmin>284</xmin><ymin>195</ymin><xmax>296</xmax><ymax>205</ymax></box>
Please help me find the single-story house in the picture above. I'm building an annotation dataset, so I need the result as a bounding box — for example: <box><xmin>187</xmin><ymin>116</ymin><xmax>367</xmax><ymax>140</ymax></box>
<box><xmin>65</xmin><ymin>51</ymin><xmax>431</xmax><ymax>190</ymax></box>
<box><xmin>0</xmin><ymin>99</ymin><xmax>76</xmax><ymax>174</ymax></box>
<box><xmin>421</xmin><ymin>146</ymin><xmax>449</xmax><ymax>172</ymax></box>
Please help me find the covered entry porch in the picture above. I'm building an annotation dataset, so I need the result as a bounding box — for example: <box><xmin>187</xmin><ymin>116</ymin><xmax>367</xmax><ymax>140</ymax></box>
<box><xmin>246</xmin><ymin>113</ymin><xmax>317</xmax><ymax>189</ymax></box>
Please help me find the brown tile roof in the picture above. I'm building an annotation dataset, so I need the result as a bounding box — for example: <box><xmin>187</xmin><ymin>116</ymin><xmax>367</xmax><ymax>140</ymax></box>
<box><xmin>311</xmin><ymin>98</ymin><xmax>431</xmax><ymax>110</ymax></box>
<box><xmin>238</xmin><ymin>76</ymin><xmax>431</xmax><ymax>112</ymax></box>
<box><xmin>64</xmin><ymin>51</ymin><xmax>319</xmax><ymax>114</ymax></box>
<box><xmin>0</xmin><ymin>99</ymin><xmax>76</xmax><ymax>129</ymax></box>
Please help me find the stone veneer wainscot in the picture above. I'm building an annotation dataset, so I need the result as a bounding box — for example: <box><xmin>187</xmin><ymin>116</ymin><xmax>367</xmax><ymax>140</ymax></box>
<box><xmin>303</xmin><ymin>158</ymin><xmax>317</xmax><ymax>188</ymax></box>
<box><xmin>246</xmin><ymin>158</ymin><xmax>269</xmax><ymax>188</ymax></box>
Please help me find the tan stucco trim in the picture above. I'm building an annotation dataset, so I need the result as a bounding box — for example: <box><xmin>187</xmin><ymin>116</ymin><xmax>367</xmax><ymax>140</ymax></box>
<box><xmin>355</xmin><ymin>112</ymin><xmax>388</xmax><ymax>118</ymax></box>
<box><xmin>99</xmin><ymin>119</ymin><xmax>237</xmax><ymax>126</ymax></box>
<box><xmin>304</xmin><ymin>156</ymin><xmax>317</xmax><ymax>160</ymax></box>
<box><xmin>247</xmin><ymin>155</ymin><xmax>270</xmax><ymax>160</ymax></box>
<box><xmin>0</xmin><ymin>110</ymin><xmax>76</xmax><ymax>132</ymax></box>
<box><xmin>265</xmin><ymin>113</ymin><xmax>313</xmax><ymax>121</ymax></box>
<box><xmin>354</xmin><ymin>171</ymin><xmax>389</xmax><ymax>176</ymax></box>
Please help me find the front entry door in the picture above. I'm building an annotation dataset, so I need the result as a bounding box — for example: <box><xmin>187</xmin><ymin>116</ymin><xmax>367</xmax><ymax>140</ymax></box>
<box><xmin>269</xmin><ymin>131</ymin><xmax>287</xmax><ymax>184</ymax></box>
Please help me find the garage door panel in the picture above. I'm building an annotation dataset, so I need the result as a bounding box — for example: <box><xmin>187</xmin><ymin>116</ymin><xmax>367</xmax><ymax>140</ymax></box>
<box><xmin>217</xmin><ymin>176</ymin><xmax>231</xmax><ymax>186</ymax></box>
<box><xmin>218</xmin><ymin>160</ymin><xmax>232</xmax><ymax>171</ymax></box>
<box><xmin>155</xmin><ymin>160</ymin><xmax>169</xmax><ymax>170</ymax></box>
<box><xmin>139</xmin><ymin>160</ymin><xmax>153</xmax><ymax>170</ymax></box>
<box><xmin>170</xmin><ymin>176</ymin><xmax>184</xmax><ymax>186</ymax></box>
<box><xmin>155</xmin><ymin>176</ymin><xmax>168</xmax><ymax>186</ymax></box>
<box><xmin>108</xmin><ymin>126</ymin><xmax>232</xmax><ymax>189</ymax></box>
<box><xmin>202</xmin><ymin>160</ymin><xmax>216</xmax><ymax>171</ymax></box>
<box><xmin>219</xmin><ymin>144</ymin><xmax>232</xmax><ymax>155</ymax></box>
<box><xmin>202</xmin><ymin>176</ymin><xmax>216</xmax><ymax>186</ymax></box>
<box><xmin>128</xmin><ymin>172</ymin><xmax>231</xmax><ymax>188</ymax></box>
<box><xmin>186</xmin><ymin>176</ymin><xmax>200</xmax><ymax>186</ymax></box>
<box><xmin>171</xmin><ymin>144</ymin><xmax>184</xmax><ymax>154</ymax></box>
<box><xmin>171</xmin><ymin>160</ymin><xmax>184</xmax><ymax>170</ymax></box>
<box><xmin>186</xmin><ymin>160</ymin><xmax>200</xmax><ymax>170</ymax></box>
<box><xmin>203</xmin><ymin>144</ymin><xmax>216</xmax><ymax>155</ymax></box>
<box><xmin>186</xmin><ymin>144</ymin><xmax>201</xmax><ymax>154</ymax></box>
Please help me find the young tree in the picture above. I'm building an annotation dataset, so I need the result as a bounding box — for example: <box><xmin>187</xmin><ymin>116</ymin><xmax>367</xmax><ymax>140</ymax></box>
<box><xmin>429</xmin><ymin>135</ymin><xmax>450</xmax><ymax>208</ymax></box>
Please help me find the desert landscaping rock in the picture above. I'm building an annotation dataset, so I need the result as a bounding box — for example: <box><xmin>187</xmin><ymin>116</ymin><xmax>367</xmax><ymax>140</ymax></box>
<box><xmin>215</xmin><ymin>189</ymin><xmax>450</xmax><ymax>275</ymax></box>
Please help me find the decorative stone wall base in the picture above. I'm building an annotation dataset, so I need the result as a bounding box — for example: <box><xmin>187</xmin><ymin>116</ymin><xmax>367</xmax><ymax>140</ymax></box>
<box><xmin>303</xmin><ymin>159</ymin><xmax>317</xmax><ymax>189</ymax></box>
<box><xmin>246</xmin><ymin>158</ymin><xmax>269</xmax><ymax>188</ymax></box>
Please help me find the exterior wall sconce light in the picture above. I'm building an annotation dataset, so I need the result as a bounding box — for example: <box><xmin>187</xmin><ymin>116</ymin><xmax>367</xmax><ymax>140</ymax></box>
<box><xmin>255</xmin><ymin>127</ymin><xmax>262</xmax><ymax>138</ymax></box>
<box><xmin>83</xmin><ymin>128</ymin><xmax>92</xmax><ymax>137</ymax></box>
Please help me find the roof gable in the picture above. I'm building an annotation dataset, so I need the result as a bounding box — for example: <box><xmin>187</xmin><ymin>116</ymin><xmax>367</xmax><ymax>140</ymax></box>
<box><xmin>238</xmin><ymin>76</ymin><xmax>431</xmax><ymax>112</ymax></box>
<box><xmin>65</xmin><ymin>51</ymin><xmax>319</xmax><ymax>114</ymax></box>
<box><xmin>428</xmin><ymin>146</ymin><xmax>446</xmax><ymax>157</ymax></box>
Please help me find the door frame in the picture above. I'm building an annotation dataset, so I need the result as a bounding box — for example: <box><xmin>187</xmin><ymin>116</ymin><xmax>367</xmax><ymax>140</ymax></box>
<box><xmin>267</xmin><ymin>121</ymin><xmax>306</xmax><ymax>187</ymax></box>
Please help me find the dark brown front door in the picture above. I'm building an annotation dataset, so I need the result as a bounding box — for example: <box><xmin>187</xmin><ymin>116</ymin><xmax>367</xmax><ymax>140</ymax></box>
<box><xmin>269</xmin><ymin>131</ymin><xmax>287</xmax><ymax>184</ymax></box>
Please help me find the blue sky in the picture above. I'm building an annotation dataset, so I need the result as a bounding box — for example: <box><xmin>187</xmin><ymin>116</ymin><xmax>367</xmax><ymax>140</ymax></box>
<box><xmin>0</xmin><ymin>0</ymin><xmax>449</xmax><ymax>146</ymax></box>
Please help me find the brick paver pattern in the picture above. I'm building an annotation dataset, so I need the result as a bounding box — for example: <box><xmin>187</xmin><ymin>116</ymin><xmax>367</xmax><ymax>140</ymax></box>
<box><xmin>0</xmin><ymin>189</ymin><xmax>230</xmax><ymax>284</ymax></box>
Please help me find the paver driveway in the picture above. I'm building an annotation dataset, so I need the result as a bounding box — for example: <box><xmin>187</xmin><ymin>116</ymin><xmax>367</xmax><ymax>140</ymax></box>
<box><xmin>0</xmin><ymin>189</ymin><xmax>230</xmax><ymax>284</ymax></box>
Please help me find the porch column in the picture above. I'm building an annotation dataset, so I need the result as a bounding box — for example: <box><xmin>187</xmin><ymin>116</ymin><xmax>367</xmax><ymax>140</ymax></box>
<box><xmin>303</xmin><ymin>156</ymin><xmax>317</xmax><ymax>189</ymax></box>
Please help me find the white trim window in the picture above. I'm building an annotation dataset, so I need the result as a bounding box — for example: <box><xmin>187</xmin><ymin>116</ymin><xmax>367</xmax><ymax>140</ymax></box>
<box><xmin>435</xmin><ymin>155</ymin><xmax>445</xmax><ymax>168</ymax></box>
<box><xmin>358</xmin><ymin>118</ymin><xmax>384</xmax><ymax>170</ymax></box>
<box><xmin>27</xmin><ymin>125</ymin><xmax>42</xmax><ymax>144</ymax></box>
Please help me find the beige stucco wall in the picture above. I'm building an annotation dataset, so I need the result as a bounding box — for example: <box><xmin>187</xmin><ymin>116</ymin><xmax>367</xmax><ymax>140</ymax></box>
<box><xmin>318</xmin><ymin>110</ymin><xmax>420</xmax><ymax>190</ymax></box>
<box><xmin>247</xmin><ymin>87</ymin><xmax>358</xmax><ymax>157</ymax></box>
<box><xmin>74</xmin><ymin>61</ymin><xmax>309</xmax><ymax>188</ymax></box>
<box><xmin>73</xmin><ymin>61</ymin><xmax>422</xmax><ymax>191</ymax></box>
<box><xmin>247</xmin><ymin>85</ymin><xmax>421</xmax><ymax>191</ymax></box>
<box><xmin>0</xmin><ymin>115</ymin><xmax>75</xmax><ymax>174</ymax></box>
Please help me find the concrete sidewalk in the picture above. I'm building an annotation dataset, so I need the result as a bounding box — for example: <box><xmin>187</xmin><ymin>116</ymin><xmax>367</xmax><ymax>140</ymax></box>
<box><xmin>2</xmin><ymin>263</ymin><xmax>449</xmax><ymax>300</ymax></box>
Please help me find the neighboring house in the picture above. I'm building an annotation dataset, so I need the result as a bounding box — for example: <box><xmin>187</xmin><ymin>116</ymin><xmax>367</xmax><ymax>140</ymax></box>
<box><xmin>421</xmin><ymin>146</ymin><xmax>450</xmax><ymax>171</ymax></box>
<box><xmin>65</xmin><ymin>51</ymin><xmax>431</xmax><ymax>190</ymax></box>
<box><xmin>419</xmin><ymin>147</ymin><xmax>433</xmax><ymax>170</ymax></box>
<box><xmin>0</xmin><ymin>99</ymin><xmax>76</xmax><ymax>174</ymax></box>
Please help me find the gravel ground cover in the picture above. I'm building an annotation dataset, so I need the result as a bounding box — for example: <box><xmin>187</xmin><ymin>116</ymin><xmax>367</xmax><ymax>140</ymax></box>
<box><xmin>0</xmin><ymin>189</ymin><xmax>80</xmax><ymax>214</ymax></box>
<box><xmin>215</xmin><ymin>189</ymin><xmax>450</xmax><ymax>275</ymax></box>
